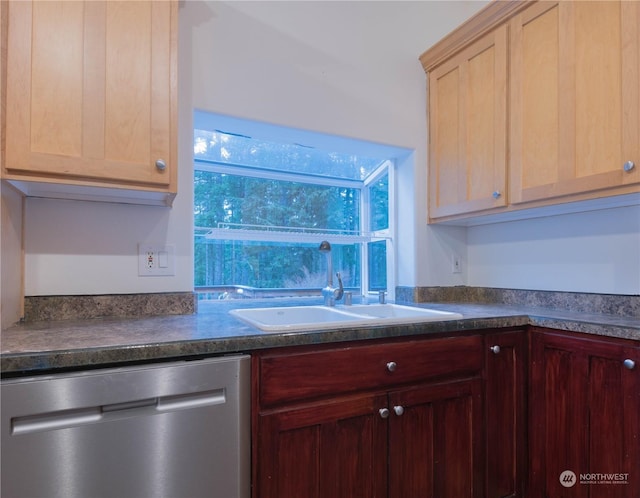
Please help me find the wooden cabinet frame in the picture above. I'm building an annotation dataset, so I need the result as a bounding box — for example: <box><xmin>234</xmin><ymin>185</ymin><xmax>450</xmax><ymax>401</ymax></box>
<box><xmin>1</xmin><ymin>0</ymin><xmax>178</xmax><ymax>205</ymax></box>
<box><xmin>528</xmin><ymin>328</ymin><xmax>640</xmax><ymax>497</ymax></box>
<box><xmin>428</xmin><ymin>25</ymin><xmax>508</xmax><ymax>219</ymax></box>
<box><xmin>252</xmin><ymin>326</ymin><xmax>637</xmax><ymax>497</ymax></box>
<box><xmin>510</xmin><ymin>1</ymin><xmax>640</xmax><ymax>204</ymax></box>
<box><xmin>421</xmin><ymin>0</ymin><xmax>640</xmax><ymax>223</ymax></box>
<box><xmin>252</xmin><ymin>334</ymin><xmax>487</xmax><ymax>498</ymax></box>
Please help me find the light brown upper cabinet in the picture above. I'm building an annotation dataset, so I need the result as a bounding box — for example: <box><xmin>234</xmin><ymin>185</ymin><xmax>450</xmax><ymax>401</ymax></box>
<box><xmin>421</xmin><ymin>0</ymin><xmax>640</xmax><ymax>223</ymax></box>
<box><xmin>510</xmin><ymin>1</ymin><xmax>640</xmax><ymax>205</ymax></box>
<box><xmin>2</xmin><ymin>1</ymin><xmax>178</xmax><ymax>205</ymax></box>
<box><xmin>427</xmin><ymin>25</ymin><xmax>508</xmax><ymax>220</ymax></box>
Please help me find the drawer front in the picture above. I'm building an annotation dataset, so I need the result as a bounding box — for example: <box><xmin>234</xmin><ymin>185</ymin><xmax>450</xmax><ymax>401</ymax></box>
<box><xmin>258</xmin><ymin>335</ymin><xmax>483</xmax><ymax>407</ymax></box>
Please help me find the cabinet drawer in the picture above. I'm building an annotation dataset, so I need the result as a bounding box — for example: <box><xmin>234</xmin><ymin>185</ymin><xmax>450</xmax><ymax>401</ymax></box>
<box><xmin>257</xmin><ymin>335</ymin><xmax>483</xmax><ymax>407</ymax></box>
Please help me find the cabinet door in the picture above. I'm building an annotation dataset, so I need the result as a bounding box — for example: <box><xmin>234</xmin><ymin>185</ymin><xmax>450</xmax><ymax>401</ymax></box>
<box><xmin>428</xmin><ymin>24</ymin><xmax>508</xmax><ymax>221</ymax></box>
<box><xmin>255</xmin><ymin>394</ymin><xmax>388</xmax><ymax>498</ymax></box>
<box><xmin>510</xmin><ymin>1</ymin><xmax>640</xmax><ymax>205</ymax></box>
<box><xmin>388</xmin><ymin>378</ymin><xmax>484</xmax><ymax>498</ymax></box>
<box><xmin>588</xmin><ymin>343</ymin><xmax>640</xmax><ymax>497</ymax></box>
<box><xmin>4</xmin><ymin>1</ymin><xmax>177</xmax><ymax>190</ymax></box>
<box><xmin>484</xmin><ymin>331</ymin><xmax>527</xmax><ymax>498</ymax></box>
<box><xmin>529</xmin><ymin>330</ymin><xmax>640</xmax><ymax>498</ymax></box>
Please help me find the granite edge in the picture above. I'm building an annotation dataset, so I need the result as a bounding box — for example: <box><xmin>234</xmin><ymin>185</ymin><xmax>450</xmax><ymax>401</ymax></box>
<box><xmin>2</xmin><ymin>314</ymin><xmax>638</xmax><ymax>375</ymax></box>
<box><xmin>0</xmin><ymin>316</ymin><xmax>529</xmax><ymax>374</ymax></box>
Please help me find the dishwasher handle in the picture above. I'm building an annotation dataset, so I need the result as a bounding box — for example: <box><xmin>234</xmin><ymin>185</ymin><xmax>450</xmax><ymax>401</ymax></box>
<box><xmin>12</xmin><ymin>388</ymin><xmax>226</xmax><ymax>436</ymax></box>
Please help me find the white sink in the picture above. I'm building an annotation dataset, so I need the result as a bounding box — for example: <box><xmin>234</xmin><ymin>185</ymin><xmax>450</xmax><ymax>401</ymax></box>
<box><xmin>343</xmin><ymin>304</ymin><xmax>463</xmax><ymax>323</ymax></box>
<box><xmin>229</xmin><ymin>305</ymin><xmax>372</xmax><ymax>332</ymax></box>
<box><xmin>229</xmin><ymin>303</ymin><xmax>462</xmax><ymax>332</ymax></box>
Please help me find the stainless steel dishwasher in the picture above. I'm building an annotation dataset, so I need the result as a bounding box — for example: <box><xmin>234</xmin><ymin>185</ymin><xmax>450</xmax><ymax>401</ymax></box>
<box><xmin>1</xmin><ymin>355</ymin><xmax>250</xmax><ymax>498</ymax></box>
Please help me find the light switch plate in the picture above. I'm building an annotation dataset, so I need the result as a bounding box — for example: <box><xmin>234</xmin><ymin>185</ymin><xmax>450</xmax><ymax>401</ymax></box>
<box><xmin>138</xmin><ymin>244</ymin><xmax>175</xmax><ymax>276</ymax></box>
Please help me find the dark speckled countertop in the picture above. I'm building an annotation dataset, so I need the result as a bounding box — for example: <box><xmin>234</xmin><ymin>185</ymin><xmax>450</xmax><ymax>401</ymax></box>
<box><xmin>2</xmin><ymin>297</ymin><xmax>639</xmax><ymax>375</ymax></box>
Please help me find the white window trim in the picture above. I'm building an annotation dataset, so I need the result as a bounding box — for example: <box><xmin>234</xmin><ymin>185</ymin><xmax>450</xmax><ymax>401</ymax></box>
<box><xmin>362</xmin><ymin>160</ymin><xmax>395</xmax><ymax>300</ymax></box>
<box><xmin>196</xmin><ymin>159</ymin><xmax>362</xmax><ymax>189</ymax></box>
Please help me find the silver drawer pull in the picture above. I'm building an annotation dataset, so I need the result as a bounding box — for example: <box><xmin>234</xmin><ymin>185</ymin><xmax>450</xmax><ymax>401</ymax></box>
<box><xmin>490</xmin><ymin>345</ymin><xmax>501</xmax><ymax>354</ymax></box>
<box><xmin>393</xmin><ymin>405</ymin><xmax>404</xmax><ymax>416</ymax></box>
<box><xmin>379</xmin><ymin>408</ymin><xmax>390</xmax><ymax>419</ymax></box>
<box><xmin>623</xmin><ymin>160</ymin><xmax>635</xmax><ymax>172</ymax></box>
<box><xmin>386</xmin><ymin>361</ymin><xmax>397</xmax><ymax>372</ymax></box>
<box><xmin>155</xmin><ymin>159</ymin><xmax>167</xmax><ymax>171</ymax></box>
<box><xmin>623</xmin><ymin>359</ymin><xmax>635</xmax><ymax>370</ymax></box>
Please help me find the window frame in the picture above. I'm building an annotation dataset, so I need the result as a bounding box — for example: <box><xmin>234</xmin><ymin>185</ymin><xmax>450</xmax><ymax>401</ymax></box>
<box><xmin>362</xmin><ymin>160</ymin><xmax>395</xmax><ymax>298</ymax></box>
<box><xmin>193</xmin><ymin>156</ymin><xmax>395</xmax><ymax>300</ymax></box>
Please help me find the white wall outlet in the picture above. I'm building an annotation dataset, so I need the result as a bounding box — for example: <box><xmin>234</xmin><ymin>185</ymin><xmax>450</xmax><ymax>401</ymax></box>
<box><xmin>451</xmin><ymin>253</ymin><xmax>462</xmax><ymax>273</ymax></box>
<box><xmin>145</xmin><ymin>250</ymin><xmax>155</xmax><ymax>269</ymax></box>
<box><xmin>138</xmin><ymin>244</ymin><xmax>175</xmax><ymax>276</ymax></box>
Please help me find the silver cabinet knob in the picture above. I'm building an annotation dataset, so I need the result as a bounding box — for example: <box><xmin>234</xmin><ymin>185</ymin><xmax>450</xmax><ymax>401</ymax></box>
<box><xmin>379</xmin><ymin>408</ymin><xmax>390</xmax><ymax>419</ymax></box>
<box><xmin>393</xmin><ymin>405</ymin><xmax>404</xmax><ymax>416</ymax></box>
<box><xmin>386</xmin><ymin>361</ymin><xmax>397</xmax><ymax>372</ymax></box>
<box><xmin>623</xmin><ymin>161</ymin><xmax>635</xmax><ymax>172</ymax></box>
<box><xmin>623</xmin><ymin>359</ymin><xmax>636</xmax><ymax>370</ymax></box>
<box><xmin>155</xmin><ymin>159</ymin><xmax>167</xmax><ymax>171</ymax></box>
<box><xmin>492</xmin><ymin>191</ymin><xmax>501</xmax><ymax>199</ymax></box>
<box><xmin>490</xmin><ymin>345</ymin><xmax>501</xmax><ymax>354</ymax></box>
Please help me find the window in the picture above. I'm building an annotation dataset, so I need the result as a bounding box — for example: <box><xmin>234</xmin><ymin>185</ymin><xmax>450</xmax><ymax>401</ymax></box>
<box><xmin>194</xmin><ymin>113</ymin><xmax>395</xmax><ymax>300</ymax></box>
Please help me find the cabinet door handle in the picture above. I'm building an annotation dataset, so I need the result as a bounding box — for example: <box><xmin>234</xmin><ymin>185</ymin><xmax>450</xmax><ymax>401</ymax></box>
<box><xmin>490</xmin><ymin>345</ymin><xmax>501</xmax><ymax>354</ymax></box>
<box><xmin>379</xmin><ymin>408</ymin><xmax>390</xmax><ymax>419</ymax></box>
<box><xmin>623</xmin><ymin>160</ymin><xmax>635</xmax><ymax>172</ymax></box>
<box><xmin>393</xmin><ymin>405</ymin><xmax>404</xmax><ymax>416</ymax></box>
<box><xmin>492</xmin><ymin>191</ymin><xmax>501</xmax><ymax>199</ymax></box>
<box><xmin>155</xmin><ymin>159</ymin><xmax>167</xmax><ymax>171</ymax></box>
<box><xmin>623</xmin><ymin>359</ymin><xmax>635</xmax><ymax>370</ymax></box>
<box><xmin>386</xmin><ymin>361</ymin><xmax>397</xmax><ymax>372</ymax></box>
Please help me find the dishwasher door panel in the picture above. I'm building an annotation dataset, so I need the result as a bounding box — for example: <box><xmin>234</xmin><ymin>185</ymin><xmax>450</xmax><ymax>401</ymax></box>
<box><xmin>1</xmin><ymin>355</ymin><xmax>250</xmax><ymax>498</ymax></box>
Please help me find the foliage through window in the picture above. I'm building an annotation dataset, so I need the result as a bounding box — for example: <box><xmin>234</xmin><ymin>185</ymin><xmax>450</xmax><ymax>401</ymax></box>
<box><xmin>194</xmin><ymin>121</ymin><xmax>394</xmax><ymax>300</ymax></box>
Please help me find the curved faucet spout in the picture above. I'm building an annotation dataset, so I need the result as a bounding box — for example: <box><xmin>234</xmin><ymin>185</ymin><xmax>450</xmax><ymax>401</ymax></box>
<box><xmin>319</xmin><ymin>240</ymin><xmax>332</xmax><ymax>253</ymax></box>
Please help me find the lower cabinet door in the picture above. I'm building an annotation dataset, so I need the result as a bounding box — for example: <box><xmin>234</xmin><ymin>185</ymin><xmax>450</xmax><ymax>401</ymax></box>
<box><xmin>388</xmin><ymin>378</ymin><xmax>484</xmax><ymax>498</ymax></box>
<box><xmin>529</xmin><ymin>330</ymin><xmax>640</xmax><ymax>498</ymax></box>
<box><xmin>255</xmin><ymin>393</ymin><xmax>388</xmax><ymax>498</ymax></box>
<box><xmin>485</xmin><ymin>331</ymin><xmax>527</xmax><ymax>498</ymax></box>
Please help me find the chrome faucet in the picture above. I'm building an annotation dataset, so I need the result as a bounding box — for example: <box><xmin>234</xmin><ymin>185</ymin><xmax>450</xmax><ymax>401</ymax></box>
<box><xmin>319</xmin><ymin>241</ymin><xmax>344</xmax><ymax>306</ymax></box>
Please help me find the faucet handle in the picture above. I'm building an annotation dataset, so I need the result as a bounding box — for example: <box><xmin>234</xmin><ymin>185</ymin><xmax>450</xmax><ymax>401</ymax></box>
<box><xmin>344</xmin><ymin>291</ymin><xmax>353</xmax><ymax>305</ymax></box>
<box><xmin>335</xmin><ymin>272</ymin><xmax>344</xmax><ymax>301</ymax></box>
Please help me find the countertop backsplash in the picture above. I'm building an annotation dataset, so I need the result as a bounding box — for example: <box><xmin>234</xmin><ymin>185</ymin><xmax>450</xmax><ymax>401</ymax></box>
<box><xmin>19</xmin><ymin>288</ymin><xmax>639</xmax><ymax>324</ymax></box>
<box><xmin>397</xmin><ymin>286</ymin><xmax>639</xmax><ymax>318</ymax></box>
<box><xmin>22</xmin><ymin>292</ymin><xmax>197</xmax><ymax>322</ymax></box>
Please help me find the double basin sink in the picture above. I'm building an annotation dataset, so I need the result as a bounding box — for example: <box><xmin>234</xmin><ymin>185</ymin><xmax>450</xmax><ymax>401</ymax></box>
<box><xmin>229</xmin><ymin>303</ymin><xmax>463</xmax><ymax>332</ymax></box>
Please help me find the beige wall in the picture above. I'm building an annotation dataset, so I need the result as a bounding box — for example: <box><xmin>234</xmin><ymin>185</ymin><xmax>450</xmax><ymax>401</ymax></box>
<box><xmin>20</xmin><ymin>1</ymin><xmax>485</xmax><ymax>297</ymax></box>
<box><xmin>9</xmin><ymin>0</ymin><xmax>638</xmax><ymax>301</ymax></box>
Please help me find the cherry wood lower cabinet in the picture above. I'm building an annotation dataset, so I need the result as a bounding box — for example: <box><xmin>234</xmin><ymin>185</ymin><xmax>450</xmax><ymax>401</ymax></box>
<box><xmin>388</xmin><ymin>378</ymin><xmax>484</xmax><ymax>498</ymax></box>
<box><xmin>256</xmin><ymin>393</ymin><xmax>388</xmax><ymax>498</ymax></box>
<box><xmin>529</xmin><ymin>328</ymin><xmax>640</xmax><ymax>497</ymax></box>
<box><xmin>252</xmin><ymin>327</ymin><xmax>637</xmax><ymax>497</ymax></box>
<box><xmin>252</xmin><ymin>335</ymin><xmax>485</xmax><ymax>498</ymax></box>
<box><xmin>484</xmin><ymin>331</ymin><xmax>527</xmax><ymax>498</ymax></box>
